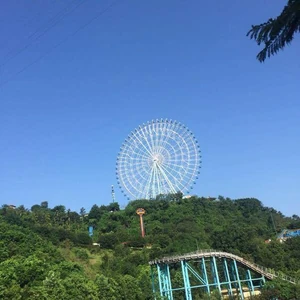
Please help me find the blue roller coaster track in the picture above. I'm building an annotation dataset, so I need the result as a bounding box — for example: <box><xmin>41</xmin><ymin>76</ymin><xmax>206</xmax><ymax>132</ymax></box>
<box><xmin>149</xmin><ymin>249</ymin><xmax>298</xmax><ymax>300</ymax></box>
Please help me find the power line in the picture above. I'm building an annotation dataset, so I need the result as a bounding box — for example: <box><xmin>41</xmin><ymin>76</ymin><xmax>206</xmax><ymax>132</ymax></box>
<box><xmin>0</xmin><ymin>0</ymin><xmax>121</xmax><ymax>88</ymax></box>
<box><xmin>19</xmin><ymin>0</ymin><xmax>58</xmax><ymax>29</ymax></box>
<box><xmin>0</xmin><ymin>0</ymin><xmax>87</xmax><ymax>67</ymax></box>
<box><xmin>2</xmin><ymin>0</ymin><xmax>58</xmax><ymax>49</ymax></box>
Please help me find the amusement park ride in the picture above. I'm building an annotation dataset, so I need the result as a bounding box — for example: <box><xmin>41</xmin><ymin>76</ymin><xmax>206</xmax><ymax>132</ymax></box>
<box><xmin>149</xmin><ymin>250</ymin><xmax>298</xmax><ymax>300</ymax></box>
<box><xmin>136</xmin><ymin>208</ymin><xmax>146</xmax><ymax>238</ymax></box>
<box><xmin>116</xmin><ymin>119</ymin><xmax>201</xmax><ymax>201</ymax></box>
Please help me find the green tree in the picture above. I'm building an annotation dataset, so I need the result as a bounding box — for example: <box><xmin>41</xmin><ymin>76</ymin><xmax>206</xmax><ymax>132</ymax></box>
<box><xmin>260</xmin><ymin>279</ymin><xmax>300</xmax><ymax>299</ymax></box>
<box><xmin>52</xmin><ymin>205</ymin><xmax>66</xmax><ymax>214</ymax></box>
<box><xmin>31</xmin><ymin>204</ymin><xmax>41</xmax><ymax>212</ymax></box>
<box><xmin>88</xmin><ymin>205</ymin><xmax>102</xmax><ymax>220</ymax></box>
<box><xmin>42</xmin><ymin>271</ymin><xmax>67</xmax><ymax>299</ymax></box>
<box><xmin>61</xmin><ymin>273</ymin><xmax>98</xmax><ymax>300</ymax></box>
<box><xmin>107</xmin><ymin>202</ymin><xmax>120</xmax><ymax>212</ymax></box>
<box><xmin>119</xmin><ymin>274</ymin><xmax>143</xmax><ymax>299</ymax></box>
<box><xmin>95</xmin><ymin>274</ymin><xmax>121</xmax><ymax>300</ymax></box>
<box><xmin>247</xmin><ymin>0</ymin><xmax>300</xmax><ymax>62</ymax></box>
<box><xmin>41</xmin><ymin>201</ymin><xmax>48</xmax><ymax>209</ymax></box>
<box><xmin>98</xmin><ymin>233</ymin><xmax>118</xmax><ymax>249</ymax></box>
<box><xmin>80</xmin><ymin>207</ymin><xmax>86</xmax><ymax>217</ymax></box>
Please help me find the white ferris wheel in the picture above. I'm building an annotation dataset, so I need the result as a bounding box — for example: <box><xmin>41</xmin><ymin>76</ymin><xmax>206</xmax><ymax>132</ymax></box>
<box><xmin>116</xmin><ymin>119</ymin><xmax>201</xmax><ymax>200</ymax></box>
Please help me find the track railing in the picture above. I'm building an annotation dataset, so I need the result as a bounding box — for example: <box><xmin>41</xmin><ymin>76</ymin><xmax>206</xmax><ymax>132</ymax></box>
<box><xmin>149</xmin><ymin>249</ymin><xmax>298</xmax><ymax>284</ymax></box>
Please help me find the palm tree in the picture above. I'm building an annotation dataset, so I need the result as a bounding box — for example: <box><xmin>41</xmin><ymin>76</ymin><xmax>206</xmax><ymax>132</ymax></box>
<box><xmin>247</xmin><ymin>0</ymin><xmax>300</xmax><ymax>62</ymax></box>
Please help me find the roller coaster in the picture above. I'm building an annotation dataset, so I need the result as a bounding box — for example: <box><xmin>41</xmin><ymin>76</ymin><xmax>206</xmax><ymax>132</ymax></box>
<box><xmin>149</xmin><ymin>249</ymin><xmax>298</xmax><ymax>299</ymax></box>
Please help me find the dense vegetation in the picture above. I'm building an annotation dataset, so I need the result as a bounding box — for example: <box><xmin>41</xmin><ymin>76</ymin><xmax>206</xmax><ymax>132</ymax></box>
<box><xmin>0</xmin><ymin>195</ymin><xmax>299</xmax><ymax>299</ymax></box>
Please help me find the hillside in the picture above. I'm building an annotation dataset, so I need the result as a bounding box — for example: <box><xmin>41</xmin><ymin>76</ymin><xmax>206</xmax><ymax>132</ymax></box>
<box><xmin>0</xmin><ymin>196</ymin><xmax>299</xmax><ymax>299</ymax></box>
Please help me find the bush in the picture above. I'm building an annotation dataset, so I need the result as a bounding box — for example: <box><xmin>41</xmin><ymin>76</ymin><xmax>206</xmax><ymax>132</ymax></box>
<box><xmin>73</xmin><ymin>248</ymin><xmax>89</xmax><ymax>260</ymax></box>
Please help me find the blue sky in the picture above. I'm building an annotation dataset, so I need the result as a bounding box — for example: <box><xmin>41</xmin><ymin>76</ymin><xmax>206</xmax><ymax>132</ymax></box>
<box><xmin>0</xmin><ymin>0</ymin><xmax>299</xmax><ymax>216</ymax></box>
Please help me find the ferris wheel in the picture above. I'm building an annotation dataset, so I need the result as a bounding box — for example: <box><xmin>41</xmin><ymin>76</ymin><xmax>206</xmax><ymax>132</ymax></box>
<box><xmin>116</xmin><ymin>119</ymin><xmax>201</xmax><ymax>200</ymax></box>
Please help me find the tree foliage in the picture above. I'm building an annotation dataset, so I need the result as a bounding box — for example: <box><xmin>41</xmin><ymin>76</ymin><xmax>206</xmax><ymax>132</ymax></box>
<box><xmin>247</xmin><ymin>0</ymin><xmax>300</xmax><ymax>62</ymax></box>
<box><xmin>0</xmin><ymin>196</ymin><xmax>299</xmax><ymax>299</ymax></box>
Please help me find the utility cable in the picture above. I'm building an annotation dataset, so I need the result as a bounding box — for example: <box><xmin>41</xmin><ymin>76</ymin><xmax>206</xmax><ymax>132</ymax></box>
<box><xmin>0</xmin><ymin>0</ymin><xmax>121</xmax><ymax>88</ymax></box>
<box><xmin>20</xmin><ymin>0</ymin><xmax>58</xmax><ymax>29</ymax></box>
<box><xmin>1</xmin><ymin>0</ymin><xmax>87</xmax><ymax>67</ymax></box>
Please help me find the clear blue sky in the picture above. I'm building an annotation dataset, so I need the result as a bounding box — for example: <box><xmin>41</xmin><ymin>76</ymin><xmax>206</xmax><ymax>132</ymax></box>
<box><xmin>0</xmin><ymin>0</ymin><xmax>299</xmax><ymax>216</ymax></box>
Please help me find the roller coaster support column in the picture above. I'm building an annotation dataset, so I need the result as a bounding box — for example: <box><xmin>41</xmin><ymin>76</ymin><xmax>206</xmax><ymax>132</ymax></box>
<box><xmin>223</xmin><ymin>258</ymin><xmax>233</xmax><ymax>298</ymax></box>
<box><xmin>246</xmin><ymin>270</ymin><xmax>255</xmax><ymax>297</ymax></box>
<box><xmin>157</xmin><ymin>264</ymin><xmax>163</xmax><ymax>298</ymax></box>
<box><xmin>201</xmin><ymin>257</ymin><xmax>210</xmax><ymax>294</ymax></box>
<box><xmin>181</xmin><ymin>261</ymin><xmax>192</xmax><ymax>300</ymax></box>
<box><xmin>156</xmin><ymin>264</ymin><xmax>173</xmax><ymax>299</ymax></box>
<box><xmin>165</xmin><ymin>264</ymin><xmax>173</xmax><ymax>300</ymax></box>
<box><xmin>211</xmin><ymin>256</ymin><xmax>221</xmax><ymax>294</ymax></box>
<box><xmin>232</xmin><ymin>260</ymin><xmax>244</xmax><ymax>300</ymax></box>
<box><xmin>260</xmin><ymin>275</ymin><xmax>266</xmax><ymax>288</ymax></box>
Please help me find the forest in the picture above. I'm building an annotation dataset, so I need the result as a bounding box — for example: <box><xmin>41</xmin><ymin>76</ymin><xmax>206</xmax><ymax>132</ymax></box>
<box><xmin>0</xmin><ymin>195</ymin><xmax>299</xmax><ymax>299</ymax></box>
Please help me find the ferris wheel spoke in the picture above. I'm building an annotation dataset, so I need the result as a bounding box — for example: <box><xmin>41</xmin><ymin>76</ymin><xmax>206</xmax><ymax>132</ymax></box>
<box><xmin>125</xmin><ymin>173</ymin><xmax>146</xmax><ymax>196</ymax></box>
<box><xmin>125</xmin><ymin>166</ymin><xmax>150</xmax><ymax>183</ymax></box>
<box><xmin>167</xmin><ymin>161</ymin><xmax>197</xmax><ymax>178</ymax></box>
<box><xmin>151</xmin><ymin>121</ymin><xmax>159</xmax><ymax>152</ymax></box>
<box><xmin>121</xmin><ymin>171</ymin><xmax>138</xmax><ymax>198</ymax></box>
<box><xmin>156</xmin><ymin>121</ymin><xmax>166</xmax><ymax>152</ymax></box>
<box><xmin>160</xmin><ymin>127</ymin><xmax>179</xmax><ymax>152</ymax></box>
<box><xmin>158</xmin><ymin>163</ymin><xmax>187</xmax><ymax>190</ymax></box>
<box><xmin>155</xmin><ymin>165</ymin><xmax>167</xmax><ymax>194</ymax></box>
<box><xmin>130</xmin><ymin>131</ymin><xmax>153</xmax><ymax>157</ymax></box>
<box><xmin>151</xmin><ymin>165</ymin><xmax>157</xmax><ymax>196</ymax></box>
<box><xmin>163</xmin><ymin>161</ymin><xmax>197</xmax><ymax>174</ymax></box>
<box><xmin>157</xmin><ymin>138</ymin><xmax>177</xmax><ymax>158</ymax></box>
<box><xmin>118</xmin><ymin>159</ymin><xmax>147</xmax><ymax>169</ymax></box>
<box><xmin>153</xmin><ymin>165</ymin><xmax>161</xmax><ymax>196</ymax></box>
<box><xmin>147</xmin><ymin>124</ymin><xmax>156</xmax><ymax>154</ymax></box>
<box><xmin>124</xmin><ymin>160</ymin><xmax>149</xmax><ymax>168</ymax></box>
<box><xmin>157</xmin><ymin>126</ymin><xmax>171</xmax><ymax>153</ymax></box>
<box><xmin>165</xmin><ymin>155</ymin><xmax>199</xmax><ymax>162</ymax></box>
<box><xmin>161</xmin><ymin>164</ymin><xmax>187</xmax><ymax>180</ymax></box>
<box><xmin>154</xmin><ymin>122</ymin><xmax>164</xmax><ymax>151</ymax></box>
<box><xmin>158</xmin><ymin>132</ymin><xmax>184</xmax><ymax>159</ymax></box>
<box><xmin>120</xmin><ymin>150</ymin><xmax>148</xmax><ymax>164</ymax></box>
<box><xmin>138</xmin><ymin>126</ymin><xmax>155</xmax><ymax>156</ymax></box>
<box><xmin>174</xmin><ymin>132</ymin><xmax>189</xmax><ymax>158</ymax></box>
<box><xmin>125</xmin><ymin>142</ymin><xmax>151</xmax><ymax>160</ymax></box>
<box><xmin>143</xmin><ymin>165</ymin><xmax>154</xmax><ymax>199</ymax></box>
<box><xmin>148</xmin><ymin>126</ymin><xmax>159</xmax><ymax>155</ymax></box>
<box><xmin>156</xmin><ymin>163</ymin><xmax>178</xmax><ymax>194</ymax></box>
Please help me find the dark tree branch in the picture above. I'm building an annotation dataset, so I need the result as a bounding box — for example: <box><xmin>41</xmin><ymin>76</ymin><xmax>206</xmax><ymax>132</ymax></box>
<box><xmin>247</xmin><ymin>0</ymin><xmax>300</xmax><ymax>62</ymax></box>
